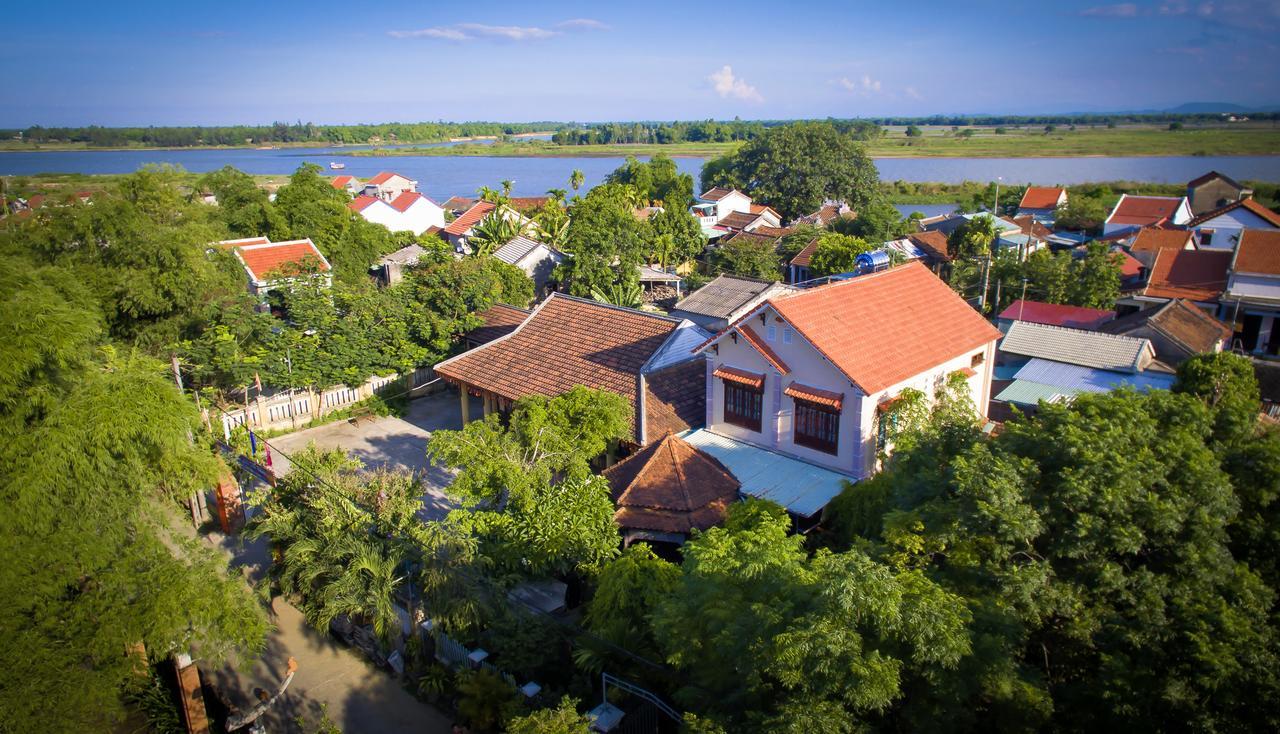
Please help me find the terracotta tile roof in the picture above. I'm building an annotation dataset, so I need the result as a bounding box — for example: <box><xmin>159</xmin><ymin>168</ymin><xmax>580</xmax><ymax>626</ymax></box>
<box><xmin>434</xmin><ymin>295</ymin><xmax>683</xmax><ymax>436</ymax></box>
<box><xmin>749</xmin><ymin>203</ymin><xmax>779</xmax><ymax>218</ymax></box>
<box><xmin>603</xmin><ymin>433</ymin><xmax>740</xmax><ymax>535</ymax></box>
<box><xmin>997</xmin><ymin>299</ymin><xmax>1115</xmax><ymax>330</ymax></box>
<box><xmin>1187</xmin><ymin>197</ymin><xmax>1280</xmax><ymax>228</ymax></box>
<box><xmin>214</xmin><ymin>236</ymin><xmax>270</xmax><ymax>250</ymax></box>
<box><xmin>738</xmin><ymin>324</ymin><xmax>791</xmax><ymax>374</ymax></box>
<box><xmin>760</xmin><ymin>262</ymin><xmax>1002</xmax><ymax>394</ymax></box>
<box><xmin>790</xmin><ymin>237</ymin><xmax>821</xmax><ymax>267</ymax></box>
<box><xmin>1144</xmin><ymin>249</ymin><xmax>1231</xmax><ymax>302</ymax></box>
<box><xmin>442</xmin><ymin>196</ymin><xmax>476</xmax><ymax>211</ymax></box>
<box><xmin>1233</xmin><ymin>229</ymin><xmax>1280</xmax><ymax>275</ymax></box>
<box><xmin>1131</xmin><ymin>227</ymin><xmax>1195</xmax><ymax>253</ymax></box>
<box><xmin>331</xmin><ymin>175</ymin><xmax>354</xmax><ymax>189</ymax></box>
<box><xmin>719</xmin><ymin>211</ymin><xmax>762</xmax><ymax>231</ymax></box>
<box><xmin>236</xmin><ymin>239</ymin><xmax>330</xmax><ymax>281</ymax></box>
<box><xmin>388</xmin><ymin>191</ymin><xmax>437</xmax><ymax>212</ymax></box>
<box><xmin>907</xmin><ymin>231</ymin><xmax>951</xmax><ymax>262</ymax></box>
<box><xmin>509</xmin><ymin>196</ymin><xmax>552</xmax><ymax>210</ymax></box>
<box><xmin>712</xmin><ymin>365</ymin><xmax>765</xmax><ymax>389</ymax></box>
<box><xmin>721</xmin><ymin>230</ymin><xmax>778</xmax><ymax>247</ymax></box>
<box><xmin>752</xmin><ymin>225</ymin><xmax>794</xmax><ymax>238</ymax></box>
<box><xmin>798</xmin><ymin>203</ymin><xmax>850</xmax><ymax>226</ymax></box>
<box><xmin>1149</xmin><ymin>299</ymin><xmax>1232</xmax><ymax>353</ymax></box>
<box><xmin>443</xmin><ymin>201</ymin><xmax>496</xmax><ymax>236</ymax></box>
<box><xmin>1011</xmin><ymin>215</ymin><xmax>1053</xmax><ymax>240</ymax></box>
<box><xmin>784</xmin><ymin>382</ymin><xmax>844</xmax><ymax>411</ymax></box>
<box><xmin>367</xmin><ymin>171</ymin><xmax>406</xmax><ymax>186</ymax></box>
<box><xmin>1188</xmin><ymin>170</ymin><xmax>1242</xmax><ymax>189</ymax></box>
<box><xmin>700</xmin><ymin>187</ymin><xmax>737</xmax><ymax>201</ymax></box>
<box><xmin>1115</xmin><ymin>247</ymin><xmax>1144</xmax><ymax>278</ymax></box>
<box><xmin>1019</xmin><ymin>186</ymin><xmax>1066</xmax><ymax>210</ymax></box>
<box><xmin>349</xmin><ymin>194</ymin><xmax>381</xmax><ymax>212</ymax></box>
<box><xmin>1108</xmin><ymin>195</ymin><xmax>1186</xmax><ymax>227</ymax></box>
<box><xmin>466</xmin><ymin>304</ymin><xmax>531</xmax><ymax>346</ymax></box>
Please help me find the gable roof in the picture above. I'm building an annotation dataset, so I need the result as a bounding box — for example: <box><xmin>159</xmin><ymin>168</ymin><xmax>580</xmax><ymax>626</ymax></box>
<box><xmin>443</xmin><ymin>201</ymin><xmax>496</xmax><ymax>236</ymax></box>
<box><xmin>367</xmin><ymin>171</ymin><xmax>410</xmax><ymax>186</ymax></box>
<box><xmin>1188</xmin><ymin>170</ymin><xmax>1242</xmax><ymax>189</ymax></box>
<box><xmin>719</xmin><ymin>211</ymin><xmax>763</xmax><ymax>231</ymax></box>
<box><xmin>1131</xmin><ymin>227</ymin><xmax>1195</xmax><ymax>253</ymax></box>
<box><xmin>1000</xmin><ymin>321</ymin><xmax>1153</xmax><ymax>373</ymax></box>
<box><xmin>1108</xmin><ymin>298</ymin><xmax>1231</xmax><ymax>356</ymax></box>
<box><xmin>1107</xmin><ymin>194</ymin><xmax>1187</xmax><ymax>227</ymax></box>
<box><xmin>387</xmin><ymin>191</ymin><xmax>437</xmax><ymax>212</ymax></box>
<box><xmin>997</xmin><ymin>299</ymin><xmax>1114</xmax><ymax>330</ymax></box>
<box><xmin>235</xmin><ymin>239</ymin><xmax>331</xmax><ymax>282</ymax></box>
<box><xmin>705</xmin><ymin>262</ymin><xmax>1002</xmax><ymax>395</ymax></box>
<box><xmin>700</xmin><ymin>187</ymin><xmax>740</xmax><ymax>202</ymax></box>
<box><xmin>493</xmin><ymin>234</ymin><xmax>558</xmax><ymax>265</ymax></box>
<box><xmin>1019</xmin><ymin>186</ymin><xmax>1066</xmax><ymax>210</ymax></box>
<box><xmin>1144</xmin><ymin>249</ymin><xmax>1231</xmax><ymax>302</ymax></box>
<box><xmin>602</xmin><ymin>432</ymin><xmax>740</xmax><ymax>535</ymax></box>
<box><xmin>671</xmin><ymin>274</ymin><xmax>781</xmax><ymax>320</ymax></box>
<box><xmin>442</xmin><ymin>195</ymin><xmax>476</xmax><ymax>211</ymax></box>
<box><xmin>1011</xmin><ymin>215</ymin><xmax>1054</xmax><ymax>241</ymax></box>
<box><xmin>330</xmin><ymin>175</ymin><xmax>355</xmax><ymax>189</ymax></box>
<box><xmin>434</xmin><ymin>294</ymin><xmax>688</xmax><ymax>435</ymax></box>
<box><xmin>907</xmin><ymin>231</ymin><xmax>951</xmax><ymax>262</ymax></box>
<box><xmin>465</xmin><ymin>304</ymin><xmax>532</xmax><ymax>346</ymax></box>
<box><xmin>752</xmin><ymin>225</ymin><xmax>794</xmax><ymax>238</ymax></box>
<box><xmin>1233</xmin><ymin>229</ymin><xmax>1280</xmax><ymax>275</ymax></box>
<box><xmin>1187</xmin><ymin>197</ymin><xmax>1280</xmax><ymax>228</ymax></box>
<box><xmin>349</xmin><ymin>194</ymin><xmax>382</xmax><ymax>212</ymax></box>
<box><xmin>789</xmin><ymin>237</ymin><xmax>821</xmax><ymax>268</ymax></box>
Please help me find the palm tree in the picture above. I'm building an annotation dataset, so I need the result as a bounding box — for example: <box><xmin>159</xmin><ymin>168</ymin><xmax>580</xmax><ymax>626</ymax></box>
<box><xmin>546</xmin><ymin>188</ymin><xmax>567</xmax><ymax>202</ymax></box>
<box><xmin>569</xmin><ymin>169</ymin><xmax>585</xmax><ymax>192</ymax></box>
<box><xmin>313</xmin><ymin>539</ymin><xmax>406</xmax><ymax>645</ymax></box>
<box><xmin>591</xmin><ymin>281</ymin><xmax>643</xmax><ymax>309</ymax></box>
<box><xmin>467</xmin><ymin>212</ymin><xmax>522</xmax><ymax>256</ymax></box>
<box><xmin>500</xmin><ymin>179</ymin><xmax>515</xmax><ymax>197</ymax></box>
<box><xmin>652</xmin><ymin>233</ymin><xmax>676</xmax><ymax>271</ymax></box>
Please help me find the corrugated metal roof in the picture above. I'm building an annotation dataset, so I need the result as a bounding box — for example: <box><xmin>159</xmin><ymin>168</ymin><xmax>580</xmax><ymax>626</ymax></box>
<box><xmin>1000</xmin><ymin>321</ymin><xmax>1153</xmax><ymax>373</ymax></box>
<box><xmin>670</xmin><ymin>274</ymin><xmax>777</xmax><ymax>319</ymax></box>
<box><xmin>643</xmin><ymin>321</ymin><xmax>711</xmax><ymax>374</ymax></box>
<box><xmin>1013</xmin><ymin>358</ymin><xmax>1176</xmax><ymax>394</ymax></box>
<box><xmin>493</xmin><ymin>235</ymin><xmax>550</xmax><ymax>265</ymax></box>
<box><xmin>995</xmin><ymin>379</ymin><xmax>1080</xmax><ymax>406</ymax></box>
<box><xmin>681</xmin><ymin>428</ymin><xmax>851</xmax><ymax>518</ymax></box>
<box><xmin>637</xmin><ymin>264</ymin><xmax>682</xmax><ymax>282</ymax></box>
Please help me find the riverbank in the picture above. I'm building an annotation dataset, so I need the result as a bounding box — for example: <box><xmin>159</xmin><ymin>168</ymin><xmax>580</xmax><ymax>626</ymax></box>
<box><xmin>340</xmin><ymin>126</ymin><xmax>1280</xmax><ymax>159</ymax></box>
<box><xmin>0</xmin><ymin>133</ymin><xmax>557</xmax><ymax>154</ymax></box>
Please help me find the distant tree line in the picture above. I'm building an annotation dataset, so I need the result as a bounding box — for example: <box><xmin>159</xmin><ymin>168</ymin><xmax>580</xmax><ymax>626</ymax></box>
<box><xmin>551</xmin><ymin>119</ymin><xmax>883</xmax><ymax>145</ymax></box>
<box><xmin>5</xmin><ymin>121</ymin><xmax>564</xmax><ymax>148</ymax></box>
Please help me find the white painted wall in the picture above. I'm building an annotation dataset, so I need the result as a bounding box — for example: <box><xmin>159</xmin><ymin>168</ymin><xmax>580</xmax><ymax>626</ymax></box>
<box><xmin>1192</xmin><ymin>210</ymin><xmax>1279</xmax><ymax>250</ymax></box>
<box><xmin>715</xmin><ymin>191</ymin><xmax>753</xmax><ymax>221</ymax></box>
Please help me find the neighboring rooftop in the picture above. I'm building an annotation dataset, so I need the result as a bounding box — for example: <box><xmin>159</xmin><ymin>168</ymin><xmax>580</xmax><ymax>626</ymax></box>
<box><xmin>378</xmin><ymin>243</ymin><xmax>428</xmax><ymax>267</ymax></box>
<box><xmin>443</xmin><ymin>201</ymin><xmax>496</xmax><ymax>236</ymax></box>
<box><xmin>1099</xmin><ymin>298</ymin><xmax>1232</xmax><ymax>355</ymax></box>
<box><xmin>442</xmin><ymin>195</ymin><xmax>476</xmax><ymax>211</ymax></box>
<box><xmin>997</xmin><ymin>299</ymin><xmax>1114</xmax><ymax>330</ymax></box>
<box><xmin>235</xmin><ymin>239</ymin><xmax>330</xmax><ymax>282</ymax></box>
<box><xmin>718</xmin><ymin>211</ymin><xmax>762</xmax><ymax>230</ymax></box>
<box><xmin>330</xmin><ymin>175</ymin><xmax>355</xmax><ymax>189</ymax></box>
<box><xmin>1143</xmin><ymin>249</ymin><xmax>1231</xmax><ymax>302</ymax></box>
<box><xmin>1107</xmin><ymin>194</ymin><xmax>1186</xmax><ymax>227</ymax></box>
<box><xmin>348</xmin><ymin>194</ymin><xmax>381</xmax><ymax>212</ymax></box>
<box><xmin>699</xmin><ymin>187</ymin><xmax>739</xmax><ymax>202</ymax></box>
<box><xmin>1000</xmin><ymin>320</ymin><xmax>1153</xmax><ymax>373</ymax></box>
<box><xmin>493</xmin><ymin>234</ymin><xmax>554</xmax><ymax>266</ymax></box>
<box><xmin>465</xmin><ymin>304</ymin><xmax>531</xmax><ymax>347</ymax></box>
<box><xmin>388</xmin><ymin>191</ymin><xmax>435</xmax><ymax>212</ymax></box>
<box><xmin>1130</xmin><ymin>227</ymin><xmax>1195</xmax><ymax>254</ymax></box>
<box><xmin>789</xmin><ymin>237</ymin><xmax>821</xmax><ymax>268</ymax></box>
<box><xmin>1186</xmin><ymin>197</ymin><xmax>1280</xmax><ymax>228</ymax></box>
<box><xmin>1019</xmin><ymin>186</ymin><xmax>1066</xmax><ymax>210</ymax></box>
<box><xmin>367</xmin><ymin>171</ymin><xmax>410</xmax><ymax>185</ymax></box>
<box><xmin>753</xmin><ymin>262</ymin><xmax>1002</xmax><ymax>394</ymax></box>
<box><xmin>602</xmin><ymin>432</ymin><xmax>740</xmax><ymax>536</ymax></box>
<box><xmin>1232</xmin><ymin>229</ymin><xmax>1280</xmax><ymax>275</ymax></box>
<box><xmin>907</xmin><ymin>231</ymin><xmax>951</xmax><ymax>262</ymax></box>
<box><xmin>1188</xmin><ymin>170</ymin><xmax>1243</xmax><ymax>189</ymax></box>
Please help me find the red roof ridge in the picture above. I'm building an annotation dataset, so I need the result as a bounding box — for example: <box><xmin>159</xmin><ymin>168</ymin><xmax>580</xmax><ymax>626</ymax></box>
<box><xmin>349</xmin><ymin>194</ymin><xmax>380</xmax><ymax>212</ymax></box>
<box><xmin>367</xmin><ymin>171</ymin><xmax>410</xmax><ymax>185</ymax></box>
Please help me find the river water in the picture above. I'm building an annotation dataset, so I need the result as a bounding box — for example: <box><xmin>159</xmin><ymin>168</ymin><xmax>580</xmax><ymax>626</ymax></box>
<box><xmin>1</xmin><ymin>142</ymin><xmax>1276</xmax><ymax>201</ymax></box>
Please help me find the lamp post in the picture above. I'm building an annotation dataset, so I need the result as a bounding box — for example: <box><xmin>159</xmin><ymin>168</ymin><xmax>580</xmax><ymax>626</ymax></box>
<box><xmin>993</xmin><ymin>176</ymin><xmax>1003</xmax><ymax>215</ymax></box>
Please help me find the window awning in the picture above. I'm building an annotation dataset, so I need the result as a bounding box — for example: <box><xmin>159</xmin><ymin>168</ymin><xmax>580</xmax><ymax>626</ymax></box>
<box><xmin>876</xmin><ymin>395</ymin><xmax>905</xmax><ymax>413</ymax></box>
<box><xmin>784</xmin><ymin>382</ymin><xmax>844</xmax><ymax>411</ymax></box>
<box><xmin>713</xmin><ymin>365</ymin><xmax>765</xmax><ymax>389</ymax></box>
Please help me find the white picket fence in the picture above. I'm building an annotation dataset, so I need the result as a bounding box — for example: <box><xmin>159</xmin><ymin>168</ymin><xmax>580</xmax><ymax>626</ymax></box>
<box><xmin>219</xmin><ymin>366</ymin><xmax>439</xmax><ymax>435</ymax></box>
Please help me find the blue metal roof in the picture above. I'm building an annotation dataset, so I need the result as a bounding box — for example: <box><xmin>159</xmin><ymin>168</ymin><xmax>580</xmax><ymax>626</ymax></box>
<box><xmin>1013</xmin><ymin>358</ymin><xmax>1176</xmax><ymax>394</ymax></box>
<box><xmin>995</xmin><ymin>379</ymin><xmax>1080</xmax><ymax>406</ymax></box>
<box><xmin>680</xmin><ymin>428</ymin><xmax>852</xmax><ymax>518</ymax></box>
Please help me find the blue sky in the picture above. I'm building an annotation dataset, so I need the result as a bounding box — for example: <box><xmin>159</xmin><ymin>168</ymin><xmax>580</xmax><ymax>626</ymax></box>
<box><xmin>3</xmin><ymin>0</ymin><xmax>1278</xmax><ymax>126</ymax></box>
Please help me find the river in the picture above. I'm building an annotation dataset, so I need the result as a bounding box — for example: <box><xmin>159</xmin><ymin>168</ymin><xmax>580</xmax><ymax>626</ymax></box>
<box><xmin>1</xmin><ymin>143</ymin><xmax>1277</xmax><ymax>200</ymax></box>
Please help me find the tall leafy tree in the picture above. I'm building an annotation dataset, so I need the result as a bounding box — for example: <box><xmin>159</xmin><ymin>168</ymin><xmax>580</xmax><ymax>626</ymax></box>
<box><xmin>606</xmin><ymin>154</ymin><xmax>694</xmax><ymax>208</ymax></box>
<box><xmin>199</xmin><ymin>165</ymin><xmax>289</xmax><ymax>240</ymax></box>
<box><xmin>808</xmin><ymin>232</ymin><xmax>874</xmax><ymax>277</ymax></box>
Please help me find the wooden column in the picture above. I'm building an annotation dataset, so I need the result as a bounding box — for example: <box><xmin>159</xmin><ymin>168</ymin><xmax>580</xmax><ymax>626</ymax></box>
<box><xmin>459</xmin><ymin>384</ymin><xmax>470</xmax><ymax>424</ymax></box>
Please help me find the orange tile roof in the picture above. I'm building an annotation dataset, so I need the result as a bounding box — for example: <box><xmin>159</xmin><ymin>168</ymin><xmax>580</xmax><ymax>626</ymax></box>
<box><xmin>752</xmin><ymin>225</ymin><xmax>794</xmax><ymax>238</ymax></box>
<box><xmin>784</xmin><ymin>382</ymin><xmax>844</xmax><ymax>410</ymax></box>
<box><xmin>367</xmin><ymin>171</ymin><xmax>406</xmax><ymax>185</ymax></box>
<box><xmin>509</xmin><ymin>196</ymin><xmax>552</xmax><ymax>210</ymax></box>
<box><xmin>330</xmin><ymin>175</ymin><xmax>354</xmax><ymax>189</ymax></box>
<box><xmin>1233</xmin><ymin>229</ymin><xmax>1280</xmax><ymax>275</ymax></box>
<box><xmin>789</xmin><ymin>237</ymin><xmax>821</xmax><ymax>267</ymax></box>
<box><xmin>1131</xmin><ymin>227</ymin><xmax>1195</xmax><ymax>253</ymax></box>
<box><xmin>443</xmin><ymin>201</ymin><xmax>496</xmax><ymax>236</ymax></box>
<box><xmin>349</xmin><ymin>194</ymin><xmax>380</xmax><ymax>212</ymax></box>
<box><xmin>1144</xmin><ymin>249</ymin><xmax>1230</xmax><ymax>302</ymax></box>
<box><xmin>738</xmin><ymin>324</ymin><xmax>791</xmax><ymax>374</ymax></box>
<box><xmin>388</xmin><ymin>191</ymin><xmax>436</xmax><ymax>212</ymax></box>
<box><xmin>1019</xmin><ymin>186</ymin><xmax>1066</xmax><ymax>210</ymax></box>
<box><xmin>236</xmin><ymin>239</ymin><xmax>330</xmax><ymax>281</ymax></box>
<box><xmin>1108</xmin><ymin>195</ymin><xmax>1186</xmax><ymax>227</ymax></box>
<box><xmin>434</xmin><ymin>295</ymin><xmax>683</xmax><ymax>438</ymax></box>
<box><xmin>719</xmin><ymin>211</ymin><xmax>761</xmax><ymax>230</ymax></box>
<box><xmin>603</xmin><ymin>432</ymin><xmax>740</xmax><ymax>535</ymax></box>
<box><xmin>907</xmin><ymin>231</ymin><xmax>951</xmax><ymax>262</ymax></box>
<box><xmin>466</xmin><ymin>304</ymin><xmax>531</xmax><ymax>346</ymax></box>
<box><xmin>1187</xmin><ymin>197</ymin><xmax>1280</xmax><ymax>228</ymax></box>
<box><xmin>712</xmin><ymin>365</ymin><xmax>765</xmax><ymax>389</ymax></box>
<box><xmin>764</xmin><ymin>262</ymin><xmax>1002</xmax><ymax>394</ymax></box>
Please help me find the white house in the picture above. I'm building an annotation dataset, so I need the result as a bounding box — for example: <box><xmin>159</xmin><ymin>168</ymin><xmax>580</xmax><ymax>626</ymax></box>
<box><xmin>1222</xmin><ymin>229</ymin><xmax>1280</xmax><ymax>355</ymax></box>
<box><xmin>361</xmin><ymin>171</ymin><xmax>418</xmax><ymax>202</ymax></box>
<box><xmin>1017</xmin><ymin>186</ymin><xmax>1067</xmax><ymax>223</ymax></box>
<box><xmin>330</xmin><ymin>175</ymin><xmax>362</xmax><ymax>195</ymax></box>
<box><xmin>225</xmin><ymin>238</ymin><xmax>332</xmax><ymax>310</ymax></box>
<box><xmin>1103</xmin><ymin>194</ymin><xmax>1193</xmax><ymax>236</ymax></box>
<box><xmin>1186</xmin><ymin>197</ymin><xmax>1280</xmax><ymax>251</ymax></box>
<box><xmin>492</xmin><ymin>234</ymin><xmax>566</xmax><ymax>296</ymax></box>
<box><xmin>349</xmin><ymin>192</ymin><xmax>444</xmax><ymax>236</ymax></box>
<box><xmin>692</xmin><ymin>261</ymin><xmax>1001</xmax><ymax>482</ymax></box>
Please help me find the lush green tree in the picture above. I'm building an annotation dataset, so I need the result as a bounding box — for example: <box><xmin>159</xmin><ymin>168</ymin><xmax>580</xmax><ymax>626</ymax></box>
<box><xmin>559</xmin><ymin>184</ymin><xmax>648</xmax><ymax>296</ymax></box>
<box><xmin>829</xmin><ymin>200</ymin><xmax>910</xmax><ymax>243</ymax></box>
<box><xmin>947</xmin><ymin>214</ymin><xmax>997</xmax><ymax>260</ymax></box>
<box><xmin>711</xmin><ymin>236</ymin><xmax>782</xmax><ymax>280</ymax></box>
<box><xmin>905</xmin><ymin>125</ymin><xmax>923</xmax><ymax>137</ymax></box>
<box><xmin>648</xmin><ymin>207</ymin><xmax>706</xmax><ymax>267</ymax></box>
<box><xmin>1067</xmin><ymin>242</ymin><xmax>1122</xmax><ymax>308</ymax></box>
<box><xmin>467</xmin><ymin>210</ymin><xmax>525</xmax><ymax>256</ymax></box>
<box><xmin>506</xmin><ymin>697</ymin><xmax>592</xmax><ymax>734</ymax></box>
<box><xmin>199</xmin><ymin>165</ymin><xmax>289</xmax><ymax>240</ymax></box>
<box><xmin>808</xmin><ymin>232</ymin><xmax>874</xmax><ymax>277</ymax></box>
<box><xmin>1054</xmin><ymin>193</ymin><xmax>1112</xmax><ymax>233</ymax></box>
<box><xmin>273</xmin><ymin>163</ymin><xmax>397</xmax><ymax>280</ymax></box>
<box><xmin>590</xmin><ymin>280</ymin><xmax>643</xmax><ymax>308</ymax></box>
<box><xmin>652</xmin><ymin>500</ymin><xmax>971</xmax><ymax>731</ymax></box>
<box><xmin>700</xmin><ymin>122</ymin><xmax>880</xmax><ymax>220</ymax></box>
<box><xmin>569</xmin><ymin>168</ymin><xmax>585</xmax><ymax>193</ymax></box>
<box><xmin>582</xmin><ymin>544</ymin><xmax>680</xmax><ymax>669</ymax></box>
<box><xmin>532</xmin><ymin>198</ymin><xmax>570</xmax><ymax>249</ymax></box>
<box><xmin>606</xmin><ymin>154</ymin><xmax>695</xmax><ymax>207</ymax></box>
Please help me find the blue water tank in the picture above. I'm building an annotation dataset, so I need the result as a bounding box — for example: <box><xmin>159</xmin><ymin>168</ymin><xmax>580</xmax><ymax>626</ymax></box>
<box><xmin>855</xmin><ymin>250</ymin><xmax>891</xmax><ymax>273</ymax></box>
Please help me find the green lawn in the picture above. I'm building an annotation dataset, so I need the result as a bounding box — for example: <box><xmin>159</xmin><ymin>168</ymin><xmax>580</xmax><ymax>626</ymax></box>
<box><xmin>864</xmin><ymin>125</ymin><xmax>1280</xmax><ymax>157</ymax></box>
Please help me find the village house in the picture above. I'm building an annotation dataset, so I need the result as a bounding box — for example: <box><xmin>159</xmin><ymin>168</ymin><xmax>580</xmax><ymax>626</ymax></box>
<box><xmin>330</xmin><ymin>175</ymin><xmax>362</xmax><ymax>195</ymax></box>
<box><xmin>1119</xmin><ymin>248</ymin><xmax>1231</xmax><ymax>314</ymax></box>
<box><xmin>1103</xmin><ymin>194</ymin><xmax>1192</xmax><ymax>236</ymax></box>
<box><xmin>1185</xmin><ymin>197</ymin><xmax>1280</xmax><ymax>251</ymax></box>
<box><xmin>1186</xmin><ymin>171</ymin><xmax>1252</xmax><ymax>216</ymax></box>
<box><xmin>433</xmin><ymin>294</ymin><xmax>711</xmax><ymax>446</ymax></box>
<box><xmin>218</xmin><ymin>237</ymin><xmax>332</xmax><ymax>310</ymax></box>
<box><xmin>1128</xmin><ymin>227</ymin><xmax>1197</xmax><ymax>269</ymax></box>
<box><xmin>491</xmin><ymin>234</ymin><xmax>566</xmax><ymax>297</ymax></box>
<box><xmin>441</xmin><ymin>200</ymin><xmax>534</xmax><ymax>252</ymax></box>
<box><xmin>1098</xmin><ymin>298</ymin><xmax>1232</xmax><ymax>366</ymax></box>
<box><xmin>361</xmin><ymin>171</ymin><xmax>418</xmax><ymax>202</ymax></box>
<box><xmin>1017</xmin><ymin>186</ymin><xmax>1067</xmax><ymax>223</ymax></box>
<box><xmin>374</xmin><ymin>243</ymin><xmax>431</xmax><ymax>286</ymax></box>
<box><xmin>349</xmin><ymin>191</ymin><xmax>445</xmax><ymax>236</ymax></box>
<box><xmin>996</xmin><ymin>299</ymin><xmax>1115</xmax><ymax>332</ymax></box>
<box><xmin>1220</xmin><ymin>229</ymin><xmax>1280</xmax><ymax>356</ymax></box>
<box><xmin>461</xmin><ymin>304</ymin><xmax>531</xmax><ymax>350</ymax></box>
<box><xmin>670</xmin><ymin>274</ymin><xmax>797</xmax><ymax>332</ymax></box>
<box><xmin>787</xmin><ymin>237</ymin><xmax>821</xmax><ymax>284</ymax></box>
<box><xmin>690</xmin><ymin>262</ymin><xmax>1001</xmax><ymax>507</ymax></box>
<box><xmin>793</xmin><ymin>201</ymin><xmax>854</xmax><ymax>228</ymax></box>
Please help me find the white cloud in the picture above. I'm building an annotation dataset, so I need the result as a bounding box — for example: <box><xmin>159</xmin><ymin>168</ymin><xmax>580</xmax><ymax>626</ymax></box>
<box><xmin>709</xmin><ymin>65</ymin><xmax>764</xmax><ymax>103</ymax></box>
<box><xmin>835</xmin><ymin>75</ymin><xmax>883</xmax><ymax>94</ymax></box>
<box><xmin>905</xmin><ymin>86</ymin><xmax>923</xmax><ymax>100</ymax></box>
<box><xmin>1080</xmin><ymin>3</ymin><xmax>1140</xmax><ymax>16</ymax></box>
<box><xmin>390</xmin><ymin>18</ymin><xmax>609</xmax><ymax>42</ymax></box>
